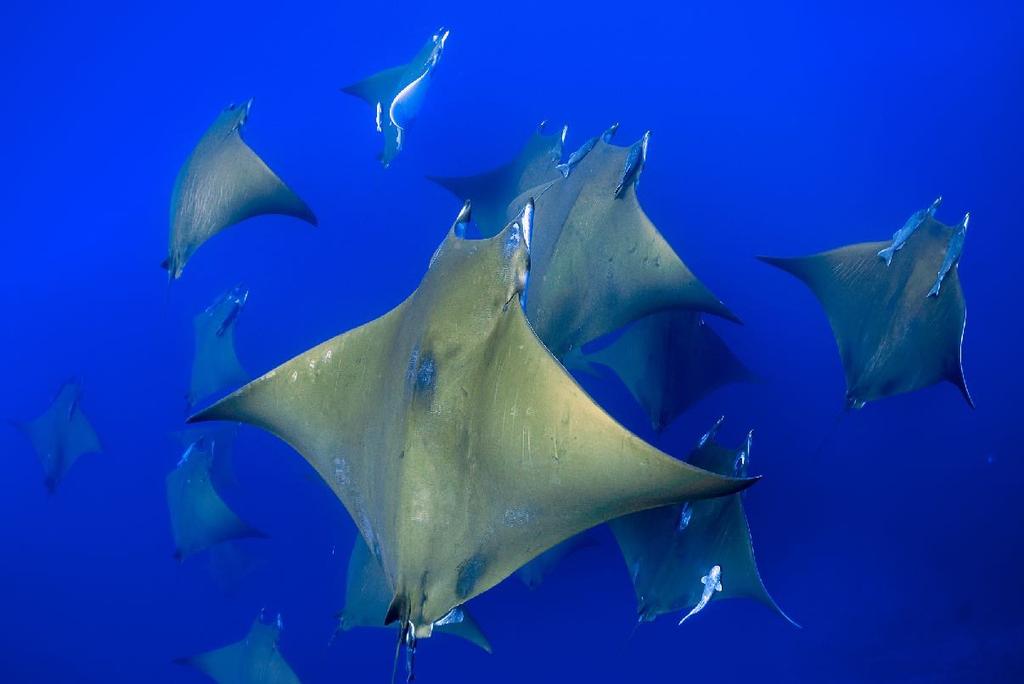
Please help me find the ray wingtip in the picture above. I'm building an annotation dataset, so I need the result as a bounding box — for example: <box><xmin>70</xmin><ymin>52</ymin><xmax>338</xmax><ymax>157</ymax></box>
<box><xmin>755</xmin><ymin>254</ymin><xmax>806</xmax><ymax>279</ymax></box>
<box><xmin>755</xmin><ymin>254</ymin><xmax>786</xmax><ymax>267</ymax></box>
<box><xmin>716</xmin><ymin>303</ymin><xmax>744</xmax><ymax>325</ymax></box>
<box><xmin>302</xmin><ymin>208</ymin><xmax>320</xmax><ymax>228</ymax></box>
<box><xmin>739</xmin><ymin>473</ymin><xmax>762</xmax><ymax>491</ymax></box>
<box><xmin>186</xmin><ymin>401</ymin><xmax>225</xmax><ymax>425</ymax></box>
<box><xmin>958</xmin><ymin>380</ymin><xmax>976</xmax><ymax>409</ymax></box>
<box><xmin>424</xmin><ymin>174</ymin><xmax>462</xmax><ymax>195</ymax></box>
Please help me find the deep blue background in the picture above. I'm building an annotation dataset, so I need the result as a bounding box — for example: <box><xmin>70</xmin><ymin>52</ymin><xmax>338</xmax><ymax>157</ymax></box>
<box><xmin>1</xmin><ymin>0</ymin><xmax>1022</xmax><ymax>681</ymax></box>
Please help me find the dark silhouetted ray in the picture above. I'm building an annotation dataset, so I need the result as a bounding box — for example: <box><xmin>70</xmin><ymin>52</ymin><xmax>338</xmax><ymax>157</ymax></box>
<box><xmin>758</xmin><ymin>208</ymin><xmax>972</xmax><ymax>408</ymax></box>
<box><xmin>176</xmin><ymin>613</ymin><xmax>300</xmax><ymax>684</ymax></box>
<box><xmin>189</xmin><ymin>286</ymin><xmax>250</xmax><ymax>409</ymax></box>
<box><xmin>338</xmin><ymin>535</ymin><xmax>492</xmax><ymax>653</ymax></box>
<box><xmin>166</xmin><ymin>438</ymin><xmax>266</xmax><ymax>560</ymax></box>
<box><xmin>341</xmin><ymin>28</ymin><xmax>449</xmax><ymax>167</ymax></box>
<box><xmin>515</xmin><ymin>534</ymin><xmax>597</xmax><ymax>589</ymax></box>
<box><xmin>507</xmin><ymin>132</ymin><xmax>739</xmax><ymax>359</ymax></box>
<box><xmin>566</xmin><ymin>310</ymin><xmax>754</xmax><ymax>431</ymax></box>
<box><xmin>13</xmin><ymin>380</ymin><xmax>101</xmax><ymax>492</ymax></box>
<box><xmin>428</xmin><ymin>122</ymin><xmax>565</xmax><ymax>235</ymax></box>
<box><xmin>611</xmin><ymin>418</ymin><xmax>796</xmax><ymax>626</ymax></box>
<box><xmin>165</xmin><ymin>101</ymin><xmax>317</xmax><ymax>279</ymax></box>
<box><xmin>190</xmin><ymin>202</ymin><xmax>755</xmax><ymax>638</ymax></box>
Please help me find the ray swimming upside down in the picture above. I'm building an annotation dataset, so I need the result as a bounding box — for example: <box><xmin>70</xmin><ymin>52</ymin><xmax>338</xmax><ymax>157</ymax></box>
<box><xmin>342</xmin><ymin>28</ymin><xmax>450</xmax><ymax>167</ymax></box>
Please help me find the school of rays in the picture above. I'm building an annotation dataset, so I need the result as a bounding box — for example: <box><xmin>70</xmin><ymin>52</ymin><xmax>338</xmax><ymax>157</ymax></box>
<box><xmin>12</xmin><ymin>26</ymin><xmax>974</xmax><ymax>684</ymax></box>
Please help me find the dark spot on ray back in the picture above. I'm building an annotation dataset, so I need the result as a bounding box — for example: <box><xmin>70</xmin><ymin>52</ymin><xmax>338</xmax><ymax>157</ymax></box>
<box><xmin>406</xmin><ymin>346</ymin><xmax>437</xmax><ymax>400</ymax></box>
<box><xmin>415</xmin><ymin>356</ymin><xmax>436</xmax><ymax>394</ymax></box>
<box><xmin>455</xmin><ymin>554</ymin><xmax>487</xmax><ymax>599</ymax></box>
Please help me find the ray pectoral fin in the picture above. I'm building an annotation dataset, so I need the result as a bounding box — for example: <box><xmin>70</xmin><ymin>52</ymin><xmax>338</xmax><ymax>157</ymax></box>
<box><xmin>224</xmin><ymin>137</ymin><xmax>318</xmax><ymax>228</ymax></box>
<box><xmin>492</xmin><ymin>306</ymin><xmax>757</xmax><ymax>508</ymax></box>
<box><xmin>617</xmin><ymin>193</ymin><xmax>741</xmax><ymax>325</ymax></box>
<box><xmin>341</xmin><ymin>65</ymin><xmax>407</xmax><ymax>106</ymax></box>
<box><xmin>189</xmin><ymin>296</ymin><xmax>410</xmax><ymax>432</ymax></box>
<box><xmin>948</xmin><ymin>358</ymin><xmax>975</xmax><ymax>409</ymax></box>
<box><xmin>437</xmin><ymin>609</ymin><xmax>493</xmax><ymax>653</ymax></box>
<box><xmin>66</xmin><ymin>409</ymin><xmax>102</xmax><ymax>459</ymax></box>
<box><xmin>756</xmin><ymin>254</ymin><xmax>809</xmax><ymax>281</ymax></box>
<box><xmin>437</xmin><ymin>305</ymin><xmax>756</xmax><ymax>613</ymax></box>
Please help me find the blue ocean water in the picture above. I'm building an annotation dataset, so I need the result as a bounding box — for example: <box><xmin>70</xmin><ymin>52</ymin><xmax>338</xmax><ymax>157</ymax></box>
<box><xmin>1</xmin><ymin>0</ymin><xmax>1022</xmax><ymax>681</ymax></box>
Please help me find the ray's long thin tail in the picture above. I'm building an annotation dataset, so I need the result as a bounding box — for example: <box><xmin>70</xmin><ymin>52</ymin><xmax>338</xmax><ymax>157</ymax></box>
<box><xmin>389</xmin><ymin>624</ymin><xmax>404</xmax><ymax>684</ymax></box>
<box><xmin>623</xmin><ymin>617</ymin><xmax>642</xmax><ymax>646</ymax></box>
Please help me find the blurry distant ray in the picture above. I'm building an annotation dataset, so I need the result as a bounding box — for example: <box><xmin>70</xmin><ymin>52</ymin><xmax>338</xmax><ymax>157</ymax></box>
<box><xmin>165</xmin><ymin>100</ymin><xmax>317</xmax><ymax>280</ymax></box>
<box><xmin>176</xmin><ymin>612</ymin><xmax>301</xmax><ymax>684</ymax></box>
<box><xmin>565</xmin><ymin>310</ymin><xmax>755</xmax><ymax>431</ymax></box>
<box><xmin>190</xmin><ymin>201</ymin><xmax>755</xmax><ymax>641</ymax></box>
<box><xmin>515</xmin><ymin>534</ymin><xmax>597</xmax><ymax>590</ymax></box>
<box><xmin>507</xmin><ymin>132</ymin><xmax>739</xmax><ymax>359</ymax></box>
<box><xmin>341</xmin><ymin>28</ymin><xmax>449</xmax><ymax>167</ymax></box>
<box><xmin>338</xmin><ymin>535</ymin><xmax>492</xmax><ymax>653</ymax></box>
<box><xmin>758</xmin><ymin>206</ymin><xmax>973</xmax><ymax>409</ymax></box>
<box><xmin>189</xmin><ymin>286</ymin><xmax>251</xmax><ymax>410</ymax></box>
<box><xmin>172</xmin><ymin>423</ymin><xmax>240</xmax><ymax>489</ymax></box>
<box><xmin>428</xmin><ymin>122</ymin><xmax>566</xmax><ymax>235</ymax></box>
<box><xmin>208</xmin><ymin>541</ymin><xmax>262</xmax><ymax>595</ymax></box>
<box><xmin>611</xmin><ymin>418</ymin><xmax>796</xmax><ymax>627</ymax></box>
<box><xmin>13</xmin><ymin>379</ymin><xmax>101</xmax><ymax>492</ymax></box>
<box><xmin>166</xmin><ymin>437</ymin><xmax>266</xmax><ymax>560</ymax></box>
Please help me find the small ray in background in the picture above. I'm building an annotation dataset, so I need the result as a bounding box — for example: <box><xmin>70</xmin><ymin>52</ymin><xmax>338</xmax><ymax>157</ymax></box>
<box><xmin>171</xmin><ymin>423</ymin><xmax>240</xmax><ymax>489</ymax></box>
<box><xmin>188</xmin><ymin>286</ymin><xmax>251</xmax><ymax>410</ymax></box>
<box><xmin>611</xmin><ymin>418</ymin><xmax>796</xmax><ymax>627</ymax></box>
<box><xmin>758</xmin><ymin>201</ymin><xmax>972</xmax><ymax>409</ymax></box>
<box><xmin>166</xmin><ymin>438</ymin><xmax>266</xmax><ymax>561</ymax></box>
<box><xmin>164</xmin><ymin>100</ymin><xmax>317</xmax><ymax>279</ymax></box>
<box><xmin>175</xmin><ymin>612</ymin><xmax>301</xmax><ymax>684</ymax></box>
<box><xmin>337</xmin><ymin>535</ymin><xmax>492</xmax><ymax>653</ymax></box>
<box><xmin>515</xmin><ymin>534</ymin><xmax>597</xmax><ymax>590</ymax></box>
<box><xmin>342</xmin><ymin>28</ymin><xmax>450</xmax><ymax>167</ymax></box>
<box><xmin>12</xmin><ymin>379</ymin><xmax>102</xmax><ymax>492</ymax></box>
<box><xmin>565</xmin><ymin>310</ymin><xmax>755</xmax><ymax>431</ymax></box>
<box><xmin>429</xmin><ymin>122</ymin><xmax>566</xmax><ymax>235</ymax></box>
<box><xmin>189</xmin><ymin>201</ymin><xmax>754</xmax><ymax>653</ymax></box>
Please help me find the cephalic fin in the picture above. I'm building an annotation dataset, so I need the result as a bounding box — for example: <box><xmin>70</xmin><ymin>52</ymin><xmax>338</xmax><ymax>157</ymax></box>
<box><xmin>384</xmin><ymin>593</ymin><xmax>408</xmax><ymax>627</ymax></box>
